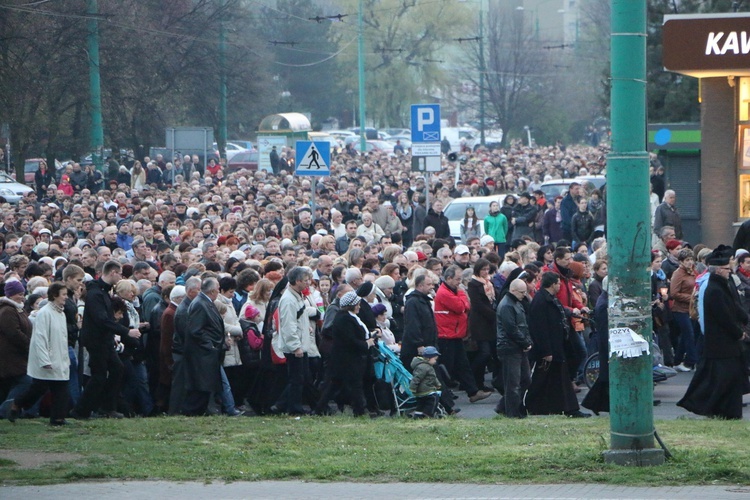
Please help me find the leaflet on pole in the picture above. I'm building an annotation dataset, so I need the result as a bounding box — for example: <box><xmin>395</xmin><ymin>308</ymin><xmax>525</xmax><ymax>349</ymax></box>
<box><xmin>295</xmin><ymin>141</ymin><xmax>330</xmax><ymax>176</ymax></box>
<box><xmin>609</xmin><ymin>328</ymin><xmax>650</xmax><ymax>359</ymax></box>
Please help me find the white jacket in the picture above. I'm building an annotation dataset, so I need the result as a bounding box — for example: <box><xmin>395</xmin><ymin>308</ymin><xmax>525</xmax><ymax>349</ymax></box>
<box><xmin>27</xmin><ymin>303</ymin><xmax>69</xmax><ymax>381</ymax></box>
<box><xmin>278</xmin><ymin>286</ymin><xmax>312</xmax><ymax>354</ymax></box>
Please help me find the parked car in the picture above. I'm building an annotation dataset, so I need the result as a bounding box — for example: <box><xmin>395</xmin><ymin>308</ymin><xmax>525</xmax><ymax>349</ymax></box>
<box><xmin>0</xmin><ymin>172</ymin><xmax>34</xmax><ymax>204</ymax></box>
<box><xmin>212</xmin><ymin>142</ymin><xmax>250</xmax><ymax>161</ymax></box>
<box><xmin>23</xmin><ymin>158</ymin><xmax>64</xmax><ymax>184</ymax></box>
<box><xmin>226</xmin><ymin>151</ymin><xmax>259</xmax><ymax>172</ymax></box>
<box><xmin>383</xmin><ymin>128</ymin><xmax>411</xmax><ymax>137</ymax></box>
<box><xmin>230</xmin><ymin>140</ymin><xmax>254</xmax><ymax>151</ymax></box>
<box><xmin>387</xmin><ymin>135</ymin><xmax>412</xmax><ymax>150</ymax></box>
<box><xmin>539</xmin><ymin>175</ymin><xmax>606</xmax><ymax>200</ymax></box>
<box><xmin>443</xmin><ymin>194</ymin><xmax>515</xmax><ymax>243</ymax></box>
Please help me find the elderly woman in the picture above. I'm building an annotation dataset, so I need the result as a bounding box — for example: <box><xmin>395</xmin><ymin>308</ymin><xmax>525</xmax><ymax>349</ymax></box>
<box><xmin>313</xmin><ymin>291</ymin><xmax>376</xmax><ymax>416</ymax></box>
<box><xmin>356</xmin><ymin>212</ymin><xmax>384</xmax><ymax>244</ymax></box>
<box><xmin>7</xmin><ymin>283</ymin><xmax>69</xmax><ymax>425</ymax></box>
<box><xmin>0</xmin><ymin>280</ymin><xmax>33</xmax><ymax>404</ymax></box>
<box><xmin>114</xmin><ymin>279</ymin><xmax>152</xmax><ymax>416</ymax></box>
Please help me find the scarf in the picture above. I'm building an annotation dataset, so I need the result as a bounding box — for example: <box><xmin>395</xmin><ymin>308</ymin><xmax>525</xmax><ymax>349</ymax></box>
<box><xmin>738</xmin><ymin>267</ymin><xmax>750</xmax><ymax>280</ymax></box>
<box><xmin>651</xmin><ymin>268</ymin><xmax>667</xmax><ymax>281</ymax></box>
<box><xmin>397</xmin><ymin>204</ymin><xmax>413</xmax><ymax>219</ymax></box>
<box><xmin>474</xmin><ymin>275</ymin><xmax>495</xmax><ymax>304</ymax></box>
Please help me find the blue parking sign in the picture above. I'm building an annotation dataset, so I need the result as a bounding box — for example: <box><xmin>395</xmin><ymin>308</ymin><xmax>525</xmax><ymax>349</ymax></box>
<box><xmin>411</xmin><ymin>104</ymin><xmax>441</xmax><ymax>143</ymax></box>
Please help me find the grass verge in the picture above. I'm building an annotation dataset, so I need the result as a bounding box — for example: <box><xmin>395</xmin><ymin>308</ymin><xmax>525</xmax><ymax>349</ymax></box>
<box><xmin>0</xmin><ymin>416</ymin><xmax>748</xmax><ymax>486</ymax></box>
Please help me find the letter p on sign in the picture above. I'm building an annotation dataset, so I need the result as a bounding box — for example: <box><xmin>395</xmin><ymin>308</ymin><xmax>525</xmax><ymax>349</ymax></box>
<box><xmin>418</xmin><ymin>108</ymin><xmax>434</xmax><ymax>131</ymax></box>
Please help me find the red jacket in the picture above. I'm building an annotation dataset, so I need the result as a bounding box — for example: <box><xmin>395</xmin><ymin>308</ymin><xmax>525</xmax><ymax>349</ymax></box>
<box><xmin>539</xmin><ymin>262</ymin><xmax>585</xmax><ymax>313</ymax></box>
<box><xmin>434</xmin><ymin>282</ymin><xmax>470</xmax><ymax>339</ymax></box>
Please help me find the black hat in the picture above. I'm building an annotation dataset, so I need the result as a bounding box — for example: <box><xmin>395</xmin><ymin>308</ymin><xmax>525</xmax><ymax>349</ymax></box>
<box><xmin>356</xmin><ymin>282</ymin><xmax>374</xmax><ymax>297</ymax></box>
<box><xmin>706</xmin><ymin>244</ymin><xmax>733</xmax><ymax>266</ymax></box>
<box><xmin>518</xmin><ymin>192</ymin><xmax>531</xmax><ymax>199</ymax></box>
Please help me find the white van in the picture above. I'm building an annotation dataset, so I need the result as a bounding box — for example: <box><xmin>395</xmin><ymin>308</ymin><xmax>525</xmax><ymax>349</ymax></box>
<box><xmin>443</xmin><ymin>194</ymin><xmax>514</xmax><ymax>243</ymax></box>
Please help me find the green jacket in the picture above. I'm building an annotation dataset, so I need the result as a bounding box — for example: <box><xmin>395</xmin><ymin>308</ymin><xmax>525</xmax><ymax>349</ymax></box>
<box><xmin>410</xmin><ymin>357</ymin><xmax>441</xmax><ymax>397</ymax></box>
<box><xmin>483</xmin><ymin>211</ymin><xmax>508</xmax><ymax>243</ymax></box>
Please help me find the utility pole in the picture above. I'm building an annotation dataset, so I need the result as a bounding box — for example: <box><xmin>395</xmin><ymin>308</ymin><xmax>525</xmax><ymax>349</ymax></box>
<box><xmin>357</xmin><ymin>0</ymin><xmax>367</xmax><ymax>152</ymax></box>
<box><xmin>87</xmin><ymin>0</ymin><xmax>104</xmax><ymax>172</ymax></box>
<box><xmin>218</xmin><ymin>0</ymin><xmax>228</xmax><ymax>160</ymax></box>
<box><xmin>478</xmin><ymin>0</ymin><xmax>485</xmax><ymax>147</ymax></box>
<box><xmin>604</xmin><ymin>0</ymin><xmax>665</xmax><ymax>466</ymax></box>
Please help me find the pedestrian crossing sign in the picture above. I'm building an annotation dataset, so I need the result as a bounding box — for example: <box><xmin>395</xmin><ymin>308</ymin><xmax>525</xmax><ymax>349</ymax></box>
<box><xmin>295</xmin><ymin>141</ymin><xmax>330</xmax><ymax>176</ymax></box>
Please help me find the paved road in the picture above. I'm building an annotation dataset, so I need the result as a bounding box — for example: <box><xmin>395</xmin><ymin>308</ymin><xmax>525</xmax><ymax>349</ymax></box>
<box><xmin>3</xmin><ymin>481</ymin><xmax>750</xmax><ymax>500</ymax></box>
<box><xmin>454</xmin><ymin>371</ymin><xmax>750</xmax><ymax>420</ymax></box>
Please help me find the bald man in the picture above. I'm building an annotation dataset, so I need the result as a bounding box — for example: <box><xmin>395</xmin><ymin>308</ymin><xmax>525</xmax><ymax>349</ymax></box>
<box><xmin>495</xmin><ymin>278</ymin><xmax>533</xmax><ymax>418</ymax></box>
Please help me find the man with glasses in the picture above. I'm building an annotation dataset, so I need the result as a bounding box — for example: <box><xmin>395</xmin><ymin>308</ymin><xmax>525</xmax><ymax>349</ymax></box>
<box><xmin>679</xmin><ymin>245</ymin><xmax>749</xmax><ymax>420</ymax></box>
<box><xmin>72</xmin><ymin>261</ymin><xmax>139</xmax><ymax>419</ymax></box>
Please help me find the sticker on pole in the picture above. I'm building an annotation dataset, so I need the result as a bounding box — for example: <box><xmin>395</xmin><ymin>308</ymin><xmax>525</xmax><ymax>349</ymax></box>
<box><xmin>295</xmin><ymin>141</ymin><xmax>330</xmax><ymax>176</ymax></box>
<box><xmin>609</xmin><ymin>328</ymin><xmax>650</xmax><ymax>359</ymax></box>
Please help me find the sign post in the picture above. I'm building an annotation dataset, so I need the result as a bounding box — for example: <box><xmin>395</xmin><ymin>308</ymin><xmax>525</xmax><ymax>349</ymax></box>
<box><xmin>411</xmin><ymin>104</ymin><xmax>442</xmax><ymax>211</ymax></box>
<box><xmin>295</xmin><ymin>141</ymin><xmax>330</xmax><ymax>216</ymax></box>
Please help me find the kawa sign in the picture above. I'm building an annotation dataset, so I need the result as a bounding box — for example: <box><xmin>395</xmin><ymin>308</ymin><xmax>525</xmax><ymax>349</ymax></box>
<box><xmin>663</xmin><ymin>13</ymin><xmax>750</xmax><ymax>77</ymax></box>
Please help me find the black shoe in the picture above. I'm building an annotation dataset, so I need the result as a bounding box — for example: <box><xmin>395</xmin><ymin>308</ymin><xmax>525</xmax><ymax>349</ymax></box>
<box><xmin>481</xmin><ymin>386</ymin><xmax>495</xmax><ymax>393</ymax></box>
<box><xmin>653</xmin><ymin>399</ymin><xmax>662</xmax><ymax>407</ymax></box>
<box><xmin>447</xmin><ymin>408</ymin><xmax>461</xmax><ymax>416</ymax></box>
<box><xmin>369</xmin><ymin>411</ymin><xmax>384</xmax><ymax>419</ymax></box>
<box><xmin>104</xmin><ymin>411</ymin><xmax>125</xmax><ymax>419</ymax></box>
<box><xmin>566</xmin><ymin>410</ymin><xmax>592</xmax><ymax>418</ymax></box>
<box><xmin>50</xmin><ymin>419</ymin><xmax>70</xmax><ymax>426</ymax></box>
<box><xmin>7</xmin><ymin>403</ymin><xmax>19</xmax><ymax>423</ymax></box>
<box><xmin>268</xmin><ymin>405</ymin><xmax>283</xmax><ymax>415</ymax></box>
<box><xmin>70</xmin><ymin>409</ymin><xmax>90</xmax><ymax>420</ymax></box>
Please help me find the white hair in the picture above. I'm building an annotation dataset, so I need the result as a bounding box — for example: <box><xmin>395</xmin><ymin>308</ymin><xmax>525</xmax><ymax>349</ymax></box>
<box><xmin>499</xmin><ymin>261</ymin><xmax>519</xmax><ymax>277</ymax></box>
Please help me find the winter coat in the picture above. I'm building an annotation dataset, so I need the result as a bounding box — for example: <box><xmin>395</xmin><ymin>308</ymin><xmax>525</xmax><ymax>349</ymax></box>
<box><xmin>542</xmin><ymin>208</ymin><xmax>563</xmax><ymax>244</ymax></box>
<box><xmin>496</xmin><ymin>293</ymin><xmax>532</xmax><ymax>352</ymax></box>
<box><xmin>159</xmin><ymin>302</ymin><xmax>177</xmax><ymax>385</ymax></box>
<box><xmin>402</xmin><ymin>290</ymin><xmax>437</xmax><ymax>350</ymax></box>
<box><xmin>68</xmin><ymin>170</ymin><xmax>88</xmax><ymax>192</ymax></box>
<box><xmin>560</xmin><ymin>193</ymin><xmax>578</xmax><ymax>235</ymax></box>
<box><xmin>703</xmin><ymin>272</ymin><xmax>748</xmax><ymax>358</ymax></box>
<box><xmin>670</xmin><ymin>266</ymin><xmax>695</xmax><ymax>314</ymax></box>
<box><xmin>218</xmin><ymin>294</ymin><xmax>243</xmax><ymax>368</ymax></box>
<box><xmin>483</xmin><ymin>211</ymin><xmax>508</xmax><ymax>244</ymax></box>
<box><xmin>27</xmin><ymin>303</ymin><xmax>69</xmax><ymax>381</ymax></box>
<box><xmin>79</xmin><ymin>278</ymin><xmax>129</xmax><ymax>350</ymax></box>
<box><xmin>511</xmin><ymin>202</ymin><xmax>537</xmax><ymax>240</ymax></box>
<box><xmin>434</xmin><ymin>282</ymin><xmax>470</xmax><ymax>340</ymax></box>
<box><xmin>329</xmin><ymin>310</ymin><xmax>370</xmax><ymax>379</ymax></box>
<box><xmin>184</xmin><ymin>292</ymin><xmax>225</xmax><ymax>393</ymax></box>
<box><xmin>653</xmin><ymin>202</ymin><xmax>682</xmax><ymax>239</ymax></box>
<box><xmin>35</xmin><ymin>168</ymin><xmax>54</xmax><ymax>194</ymax></box>
<box><xmin>423</xmin><ymin>208</ymin><xmax>451</xmax><ymax>240</ymax></box>
<box><xmin>571</xmin><ymin>210</ymin><xmax>595</xmax><ymax>245</ymax></box>
<box><xmin>278</xmin><ymin>286</ymin><xmax>312</xmax><ymax>354</ymax></box>
<box><xmin>528</xmin><ymin>288</ymin><xmax>570</xmax><ymax>363</ymax></box>
<box><xmin>0</xmin><ymin>297</ymin><xmax>33</xmax><ymax>378</ymax></box>
<box><xmin>467</xmin><ymin>277</ymin><xmax>496</xmax><ymax>342</ymax></box>
<box><xmin>410</xmin><ymin>357</ymin><xmax>441</xmax><ymax>396</ymax></box>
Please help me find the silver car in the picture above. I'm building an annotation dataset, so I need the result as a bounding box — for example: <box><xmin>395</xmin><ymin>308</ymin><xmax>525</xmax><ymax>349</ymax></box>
<box><xmin>0</xmin><ymin>172</ymin><xmax>34</xmax><ymax>204</ymax></box>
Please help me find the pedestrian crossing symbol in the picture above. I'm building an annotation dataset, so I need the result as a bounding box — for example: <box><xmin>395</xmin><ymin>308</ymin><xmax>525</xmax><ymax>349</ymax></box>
<box><xmin>295</xmin><ymin>141</ymin><xmax>330</xmax><ymax>176</ymax></box>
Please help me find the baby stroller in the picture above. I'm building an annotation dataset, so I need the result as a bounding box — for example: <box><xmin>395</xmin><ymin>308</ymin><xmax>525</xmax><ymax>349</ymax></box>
<box><xmin>372</xmin><ymin>341</ymin><xmax>446</xmax><ymax>417</ymax></box>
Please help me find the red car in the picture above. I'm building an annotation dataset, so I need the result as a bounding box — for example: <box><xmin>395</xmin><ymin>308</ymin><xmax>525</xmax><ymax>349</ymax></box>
<box><xmin>226</xmin><ymin>151</ymin><xmax>259</xmax><ymax>172</ymax></box>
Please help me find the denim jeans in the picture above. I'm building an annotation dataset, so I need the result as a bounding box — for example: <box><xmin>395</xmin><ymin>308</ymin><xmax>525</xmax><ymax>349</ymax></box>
<box><xmin>673</xmin><ymin>312</ymin><xmax>698</xmax><ymax>367</ymax></box>
<box><xmin>122</xmin><ymin>359</ymin><xmax>153</xmax><ymax>416</ymax></box>
<box><xmin>219</xmin><ymin>366</ymin><xmax>237</xmax><ymax>414</ymax></box>
<box><xmin>68</xmin><ymin>346</ymin><xmax>81</xmax><ymax>407</ymax></box>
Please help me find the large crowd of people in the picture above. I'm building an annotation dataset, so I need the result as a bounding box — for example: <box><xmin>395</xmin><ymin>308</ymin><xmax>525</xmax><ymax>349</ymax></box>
<box><xmin>0</xmin><ymin>139</ymin><xmax>748</xmax><ymax>424</ymax></box>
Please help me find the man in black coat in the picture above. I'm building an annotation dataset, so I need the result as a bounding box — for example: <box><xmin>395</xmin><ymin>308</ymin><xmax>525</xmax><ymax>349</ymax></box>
<box><xmin>401</xmin><ymin>274</ymin><xmax>437</xmax><ymax>373</ymax></box>
<box><xmin>182</xmin><ymin>277</ymin><xmax>226</xmax><ymax>416</ymax></box>
<box><xmin>525</xmin><ymin>271</ymin><xmax>590</xmax><ymax>418</ymax></box>
<box><xmin>168</xmin><ymin>276</ymin><xmax>201</xmax><ymax>415</ymax></box>
<box><xmin>422</xmin><ymin>200</ymin><xmax>451</xmax><ymax>240</ymax></box>
<box><xmin>73</xmin><ymin>261</ymin><xmax>137</xmax><ymax>419</ymax></box>
<box><xmin>678</xmin><ymin>246</ymin><xmax>750</xmax><ymax>419</ymax></box>
<box><xmin>495</xmin><ymin>279</ymin><xmax>532</xmax><ymax>418</ymax></box>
